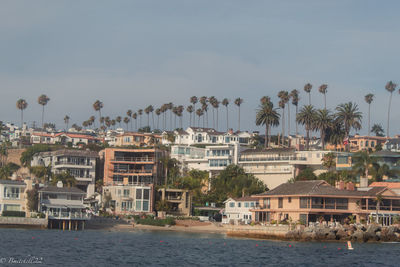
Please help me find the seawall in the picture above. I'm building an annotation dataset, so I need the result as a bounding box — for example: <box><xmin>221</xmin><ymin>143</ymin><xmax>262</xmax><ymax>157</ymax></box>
<box><xmin>0</xmin><ymin>217</ymin><xmax>48</xmax><ymax>229</ymax></box>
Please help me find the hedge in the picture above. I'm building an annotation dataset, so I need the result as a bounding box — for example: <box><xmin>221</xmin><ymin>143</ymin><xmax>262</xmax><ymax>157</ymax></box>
<box><xmin>2</xmin><ymin>211</ymin><xmax>26</xmax><ymax>217</ymax></box>
<box><xmin>134</xmin><ymin>215</ymin><xmax>175</xmax><ymax>226</ymax></box>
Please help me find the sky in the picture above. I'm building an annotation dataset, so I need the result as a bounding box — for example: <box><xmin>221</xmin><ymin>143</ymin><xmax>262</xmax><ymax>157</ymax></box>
<box><xmin>1</xmin><ymin>0</ymin><xmax>400</xmax><ymax>136</ymax></box>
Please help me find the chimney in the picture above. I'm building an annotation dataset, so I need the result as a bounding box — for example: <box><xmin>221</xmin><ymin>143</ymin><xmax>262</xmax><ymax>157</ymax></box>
<box><xmin>346</xmin><ymin>182</ymin><xmax>355</xmax><ymax>191</ymax></box>
<box><xmin>56</xmin><ymin>181</ymin><xmax>63</xmax><ymax>188</ymax></box>
<box><xmin>360</xmin><ymin>177</ymin><xmax>368</xmax><ymax>188</ymax></box>
<box><xmin>336</xmin><ymin>180</ymin><xmax>345</xmax><ymax>190</ymax></box>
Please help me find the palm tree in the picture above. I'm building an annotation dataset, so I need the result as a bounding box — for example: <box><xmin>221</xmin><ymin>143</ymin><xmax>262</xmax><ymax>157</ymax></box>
<box><xmin>385</xmin><ymin>81</ymin><xmax>397</xmax><ymax>138</ymax></box>
<box><xmin>146</xmin><ymin>105</ymin><xmax>154</xmax><ymax>130</ymax></box>
<box><xmin>352</xmin><ymin>151</ymin><xmax>377</xmax><ymax>181</ymax></box>
<box><xmin>255</xmin><ymin>101</ymin><xmax>280</xmax><ymax>148</ymax></box>
<box><xmin>89</xmin><ymin>116</ymin><xmax>95</xmax><ymax>128</ymax></box>
<box><xmin>38</xmin><ymin>94</ymin><xmax>50</xmax><ymax>130</ymax></box>
<box><xmin>116</xmin><ymin>116</ymin><xmax>122</xmax><ymax>128</ymax></box>
<box><xmin>123</xmin><ymin>117</ymin><xmax>130</xmax><ymax>131</ymax></box>
<box><xmin>201</xmin><ymin>103</ymin><xmax>208</xmax><ymax>128</ymax></box>
<box><xmin>167</xmin><ymin>103</ymin><xmax>173</xmax><ymax>130</ymax></box>
<box><xmin>222</xmin><ymin>98</ymin><xmax>229</xmax><ymax>131</ymax></box>
<box><xmin>196</xmin><ymin>108</ymin><xmax>203</xmax><ymax>127</ymax></box>
<box><xmin>186</xmin><ymin>105</ymin><xmax>194</xmax><ymax>127</ymax></box>
<box><xmin>374</xmin><ymin>193</ymin><xmax>383</xmax><ymax>224</ymax></box>
<box><xmin>304</xmin><ymin>83</ymin><xmax>312</xmax><ymax>105</ymax></box>
<box><xmin>364</xmin><ymin>94</ymin><xmax>374</xmax><ymax>138</ymax></box>
<box><xmin>260</xmin><ymin>96</ymin><xmax>271</xmax><ymax>105</ymax></box>
<box><xmin>63</xmin><ymin>115</ymin><xmax>70</xmax><ymax>131</ymax></box>
<box><xmin>127</xmin><ymin>109</ymin><xmax>133</xmax><ymax>131</ymax></box>
<box><xmin>278</xmin><ymin>91</ymin><xmax>289</xmax><ymax>146</ymax></box>
<box><xmin>318</xmin><ymin>84</ymin><xmax>328</xmax><ymax>109</ymax></box>
<box><xmin>177</xmin><ymin>105</ymin><xmax>184</xmax><ymax>129</ymax></box>
<box><xmin>190</xmin><ymin>96</ymin><xmax>198</xmax><ymax>116</ymax></box>
<box><xmin>155</xmin><ymin>108</ymin><xmax>161</xmax><ymax>130</ymax></box>
<box><xmin>296</xmin><ymin>105</ymin><xmax>316</xmax><ymax>150</ymax></box>
<box><xmin>234</xmin><ymin>97</ymin><xmax>244</xmax><ymax>131</ymax></box>
<box><xmin>111</xmin><ymin>119</ymin><xmax>116</xmax><ymax>129</ymax></box>
<box><xmin>314</xmin><ymin>109</ymin><xmax>333</xmax><ymax>150</ymax></box>
<box><xmin>132</xmin><ymin>113</ymin><xmax>137</xmax><ymax>130</ymax></box>
<box><xmin>371</xmin><ymin>124</ymin><xmax>384</xmax><ymax>137</ymax></box>
<box><xmin>138</xmin><ymin>109</ymin><xmax>143</xmax><ymax>128</ymax></box>
<box><xmin>16</xmin><ymin>99</ymin><xmax>28</xmax><ymax>128</ymax></box>
<box><xmin>290</xmin><ymin>90</ymin><xmax>300</xmax><ymax>135</ymax></box>
<box><xmin>144</xmin><ymin>106</ymin><xmax>151</xmax><ymax>129</ymax></box>
<box><xmin>93</xmin><ymin>100</ymin><xmax>104</xmax><ymax>126</ymax></box>
<box><xmin>335</xmin><ymin>102</ymin><xmax>362</xmax><ymax>151</ymax></box>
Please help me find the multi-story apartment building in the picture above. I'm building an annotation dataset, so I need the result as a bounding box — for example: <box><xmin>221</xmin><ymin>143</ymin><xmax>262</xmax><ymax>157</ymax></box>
<box><xmin>238</xmin><ymin>148</ymin><xmax>330</xmax><ymax>190</ymax></box>
<box><xmin>31</xmin><ymin>149</ymin><xmax>99</xmax><ymax>196</ymax></box>
<box><xmin>170</xmin><ymin>144</ymin><xmax>240</xmax><ymax>177</ymax></box>
<box><xmin>326</xmin><ymin>135</ymin><xmax>387</xmax><ymax>152</ymax></box>
<box><xmin>0</xmin><ymin>180</ymin><xmax>30</xmax><ymax>215</ymax></box>
<box><xmin>251</xmin><ymin>180</ymin><xmax>400</xmax><ymax>226</ymax></box>
<box><xmin>102</xmin><ymin>184</ymin><xmax>154</xmax><ymax>215</ymax></box>
<box><xmin>162</xmin><ymin>127</ymin><xmax>253</xmax><ymax>146</ymax></box>
<box><xmin>103</xmin><ymin>148</ymin><xmax>167</xmax><ymax>186</ymax></box>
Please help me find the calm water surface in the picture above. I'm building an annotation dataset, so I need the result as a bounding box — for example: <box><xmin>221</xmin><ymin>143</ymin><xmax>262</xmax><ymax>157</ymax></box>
<box><xmin>0</xmin><ymin>228</ymin><xmax>399</xmax><ymax>266</ymax></box>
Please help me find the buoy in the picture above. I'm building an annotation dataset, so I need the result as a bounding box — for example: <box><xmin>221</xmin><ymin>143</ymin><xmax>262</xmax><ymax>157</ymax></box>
<box><xmin>338</xmin><ymin>248</ymin><xmax>341</xmax><ymax>250</ymax></box>
<box><xmin>160</xmin><ymin>241</ymin><xmax>163</xmax><ymax>243</ymax></box>
<box><xmin>347</xmin><ymin>241</ymin><xmax>354</xmax><ymax>250</ymax></box>
<box><xmin>224</xmin><ymin>242</ymin><xmax>226</xmax><ymax>246</ymax></box>
<box><xmin>256</xmin><ymin>244</ymin><xmax>258</xmax><ymax>247</ymax></box>
<box><xmin>32</xmin><ymin>237</ymin><xmax>35</xmax><ymax>239</ymax></box>
<box><xmin>288</xmin><ymin>244</ymin><xmax>292</xmax><ymax>248</ymax></box>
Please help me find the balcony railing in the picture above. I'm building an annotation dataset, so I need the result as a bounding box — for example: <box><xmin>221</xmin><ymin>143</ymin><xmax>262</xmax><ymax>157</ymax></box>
<box><xmin>112</xmin><ymin>157</ymin><xmax>154</xmax><ymax>162</ymax></box>
<box><xmin>55</xmin><ymin>161</ymin><xmax>93</xmax><ymax>166</ymax></box>
<box><xmin>3</xmin><ymin>194</ymin><xmax>20</xmax><ymax>199</ymax></box>
<box><xmin>47</xmin><ymin>211</ymin><xmax>90</xmax><ymax>220</ymax></box>
<box><xmin>112</xmin><ymin>169</ymin><xmax>153</xmax><ymax>174</ymax></box>
<box><xmin>239</xmin><ymin>157</ymin><xmax>307</xmax><ymax>162</ymax></box>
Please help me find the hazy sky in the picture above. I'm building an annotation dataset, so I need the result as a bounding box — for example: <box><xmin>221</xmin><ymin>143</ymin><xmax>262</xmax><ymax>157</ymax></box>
<box><xmin>1</xmin><ymin>0</ymin><xmax>400</xmax><ymax>136</ymax></box>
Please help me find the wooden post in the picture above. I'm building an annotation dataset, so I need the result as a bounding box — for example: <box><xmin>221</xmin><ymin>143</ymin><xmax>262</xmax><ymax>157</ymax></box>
<box><xmin>82</xmin><ymin>221</ymin><xmax>85</xmax><ymax>231</ymax></box>
<box><xmin>69</xmin><ymin>220</ymin><xmax>71</xmax><ymax>231</ymax></box>
<box><xmin>63</xmin><ymin>220</ymin><xmax>65</xmax><ymax>231</ymax></box>
<box><xmin>75</xmin><ymin>221</ymin><xmax>78</xmax><ymax>231</ymax></box>
<box><xmin>50</xmin><ymin>220</ymin><xmax>52</xmax><ymax>229</ymax></box>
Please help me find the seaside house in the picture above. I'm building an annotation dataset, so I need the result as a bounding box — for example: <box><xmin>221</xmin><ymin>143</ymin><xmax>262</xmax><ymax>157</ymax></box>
<box><xmin>251</xmin><ymin>180</ymin><xmax>400</xmax><ymax>226</ymax></box>
<box><xmin>31</xmin><ymin>149</ymin><xmax>99</xmax><ymax>196</ymax></box>
<box><xmin>157</xmin><ymin>188</ymin><xmax>192</xmax><ymax>216</ymax></box>
<box><xmin>114</xmin><ymin>132</ymin><xmax>162</xmax><ymax>147</ymax></box>
<box><xmin>30</xmin><ymin>132</ymin><xmax>102</xmax><ymax>147</ymax></box>
<box><xmin>38</xmin><ymin>182</ymin><xmax>89</xmax><ymax>230</ymax></box>
<box><xmin>0</xmin><ymin>180</ymin><xmax>29</xmax><ymax>216</ymax></box>
<box><xmin>222</xmin><ymin>196</ymin><xmax>258</xmax><ymax>225</ymax></box>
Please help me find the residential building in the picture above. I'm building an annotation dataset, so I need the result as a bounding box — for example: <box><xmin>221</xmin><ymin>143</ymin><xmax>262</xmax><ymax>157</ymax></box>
<box><xmin>326</xmin><ymin>135</ymin><xmax>387</xmax><ymax>152</ymax></box>
<box><xmin>162</xmin><ymin>127</ymin><xmax>252</xmax><ymax>146</ymax></box>
<box><xmin>30</xmin><ymin>132</ymin><xmax>102</xmax><ymax>147</ymax></box>
<box><xmin>222</xmin><ymin>196</ymin><xmax>258</xmax><ymax>224</ymax></box>
<box><xmin>251</xmin><ymin>180</ymin><xmax>400</xmax><ymax>226</ymax></box>
<box><xmin>0</xmin><ymin>180</ymin><xmax>29</xmax><ymax>215</ymax></box>
<box><xmin>238</xmin><ymin>148</ymin><xmax>330</xmax><ymax>189</ymax></box>
<box><xmin>114</xmin><ymin>132</ymin><xmax>162</xmax><ymax>147</ymax></box>
<box><xmin>158</xmin><ymin>188</ymin><xmax>192</xmax><ymax>216</ymax></box>
<box><xmin>103</xmin><ymin>148</ymin><xmax>167</xmax><ymax>186</ymax></box>
<box><xmin>102</xmin><ymin>184</ymin><xmax>154</xmax><ymax>215</ymax></box>
<box><xmin>31</xmin><ymin>149</ymin><xmax>99</xmax><ymax>196</ymax></box>
<box><xmin>38</xmin><ymin>182</ymin><xmax>89</xmax><ymax>230</ymax></box>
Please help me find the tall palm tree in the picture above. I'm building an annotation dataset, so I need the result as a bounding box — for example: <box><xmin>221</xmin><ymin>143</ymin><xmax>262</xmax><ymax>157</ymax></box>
<box><xmin>364</xmin><ymin>93</ymin><xmax>374</xmax><ymax>139</ymax></box>
<box><xmin>93</xmin><ymin>100</ymin><xmax>104</xmax><ymax>127</ymax></box>
<box><xmin>190</xmin><ymin>96</ymin><xmax>198</xmax><ymax>116</ymax></box>
<box><xmin>64</xmin><ymin>115</ymin><xmax>70</xmax><ymax>131</ymax></box>
<box><xmin>89</xmin><ymin>116</ymin><xmax>95</xmax><ymax>128</ymax></box>
<box><xmin>160</xmin><ymin>104</ymin><xmax>168</xmax><ymax>130</ymax></box>
<box><xmin>304</xmin><ymin>83</ymin><xmax>312</xmax><ymax>105</ymax></box>
<box><xmin>290</xmin><ymin>90</ymin><xmax>300</xmax><ymax>135</ymax></box>
<box><xmin>222</xmin><ymin>98</ymin><xmax>229</xmax><ymax>131</ymax></box>
<box><xmin>278</xmin><ymin>91</ymin><xmax>289</xmax><ymax>146</ymax></box>
<box><xmin>296</xmin><ymin>105</ymin><xmax>316</xmax><ymax>150</ymax></box>
<box><xmin>111</xmin><ymin>119</ymin><xmax>116</xmax><ymax>129</ymax></box>
<box><xmin>138</xmin><ymin>109</ymin><xmax>143</xmax><ymax>128</ymax></box>
<box><xmin>260</xmin><ymin>96</ymin><xmax>271</xmax><ymax>105</ymax></box>
<box><xmin>186</xmin><ymin>105</ymin><xmax>194</xmax><ymax>127</ymax></box>
<box><xmin>127</xmin><ymin>109</ymin><xmax>133</xmax><ymax>131</ymax></box>
<box><xmin>318</xmin><ymin>84</ymin><xmax>328</xmax><ymax>109</ymax></box>
<box><xmin>147</xmin><ymin>105</ymin><xmax>154</xmax><ymax>130</ymax></box>
<box><xmin>314</xmin><ymin>109</ymin><xmax>333</xmax><ymax>150</ymax></box>
<box><xmin>144</xmin><ymin>105</ymin><xmax>151</xmax><ymax>129</ymax></box>
<box><xmin>196</xmin><ymin>108</ymin><xmax>203</xmax><ymax>127</ymax></box>
<box><xmin>234</xmin><ymin>97</ymin><xmax>244</xmax><ymax>132</ymax></box>
<box><xmin>201</xmin><ymin>103</ymin><xmax>208</xmax><ymax>128</ymax></box>
<box><xmin>335</xmin><ymin>102</ymin><xmax>363</xmax><ymax>151</ymax></box>
<box><xmin>255</xmin><ymin>101</ymin><xmax>280</xmax><ymax>148</ymax></box>
<box><xmin>208</xmin><ymin>96</ymin><xmax>216</xmax><ymax>128</ymax></box>
<box><xmin>16</xmin><ymin>99</ymin><xmax>28</xmax><ymax>128</ymax></box>
<box><xmin>385</xmin><ymin>81</ymin><xmax>397</xmax><ymax>138</ymax></box>
<box><xmin>116</xmin><ymin>116</ymin><xmax>122</xmax><ymax>128</ymax></box>
<box><xmin>132</xmin><ymin>113</ymin><xmax>137</xmax><ymax>131</ymax></box>
<box><xmin>38</xmin><ymin>94</ymin><xmax>50</xmax><ymax>130</ymax></box>
<box><xmin>155</xmin><ymin>108</ymin><xmax>161</xmax><ymax>130</ymax></box>
<box><xmin>167</xmin><ymin>102</ymin><xmax>173</xmax><ymax>130</ymax></box>
<box><xmin>211</xmin><ymin>98</ymin><xmax>220</xmax><ymax>130</ymax></box>
<box><xmin>123</xmin><ymin>117</ymin><xmax>130</xmax><ymax>131</ymax></box>
<box><xmin>177</xmin><ymin>105</ymin><xmax>184</xmax><ymax>129</ymax></box>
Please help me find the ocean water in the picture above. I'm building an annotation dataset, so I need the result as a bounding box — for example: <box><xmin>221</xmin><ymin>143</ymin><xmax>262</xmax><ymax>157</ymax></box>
<box><xmin>0</xmin><ymin>228</ymin><xmax>399</xmax><ymax>266</ymax></box>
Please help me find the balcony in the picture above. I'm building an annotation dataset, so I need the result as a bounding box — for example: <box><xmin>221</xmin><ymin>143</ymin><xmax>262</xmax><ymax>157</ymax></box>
<box><xmin>239</xmin><ymin>157</ymin><xmax>307</xmax><ymax>163</ymax></box>
<box><xmin>47</xmin><ymin>211</ymin><xmax>90</xmax><ymax>220</ymax></box>
<box><xmin>54</xmin><ymin>161</ymin><xmax>93</xmax><ymax>168</ymax></box>
<box><xmin>111</xmin><ymin>157</ymin><xmax>154</xmax><ymax>163</ymax></box>
<box><xmin>111</xmin><ymin>169</ymin><xmax>153</xmax><ymax>175</ymax></box>
<box><xmin>3</xmin><ymin>194</ymin><xmax>20</xmax><ymax>200</ymax></box>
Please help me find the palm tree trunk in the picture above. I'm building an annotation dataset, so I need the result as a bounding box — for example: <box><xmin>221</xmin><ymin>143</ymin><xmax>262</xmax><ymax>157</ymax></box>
<box><xmin>152</xmin><ymin>113</ymin><xmax>155</xmax><ymax>130</ymax></box>
<box><xmin>157</xmin><ymin>116</ymin><xmax>160</xmax><ymax>130</ymax></box>
<box><xmin>212</xmin><ymin>108</ymin><xmax>215</xmax><ymax>129</ymax></box>
<box><xmin>281</xmin><ymin>108</ymin><xmax>285</xmax><ymax>147</ymax></box>
<box><xmin>170</xmin><ymin>111</ymin><xmax>172</xmax><ymax>131</ymax></box>
<box><xmin>306</xmin><ymin>128</ymin><xmax>310</xmax><ymax>150</ymax></box>
<box><xmin>321</xmin><ymin>129</ymin><xmax>325</xmax><ymax>150</ymax></box>
<box><xmin>238</xmin><ymin>106</ymin><xmax>241</xmax><ymax>132</ymax></box>
<box><xmin>324</xmin><ymin>93</ymin><xmax>327</xmax><ymax>110</ymax></box>
<box><xmin>216</xmin><ymin>108</ymin><xmax>219</xmax><ymax>131</ymax></box>
<box><xmin>226</xmin><ymin>106</ymin><xmax>229</xmax><ymax>131</ymax></box>
<box><xmin>189</xmin><ymin>113</ymin><xmax>192</xmax><ymax>127</ymax></box>
<box><xmin>295</xmin><ymin>105</ymin><xmax>298</xmax><ymax>135</ymax></box>
<box><xmin>387</xmin><ymin>92</ymin><xmax>392</xmax><ymax>138</ymax></box>
<box><xmin>308</xmin><ymin>93</ymin><xmax>311</xmax><ymax>105</ymax></box>
<box><xmin>265</xmin><ymin>124</ymin><xmax>269</xmax><ymax>148</ymax></box>
<box><xmin>287</xmin><ymin>103</ymin><xmax>291</xmax><ymax>147</ymax></box>
<box><xmin>21</xmin><ymin>110</ymin><xmax>23</xmax><ymax>129</ymax></box>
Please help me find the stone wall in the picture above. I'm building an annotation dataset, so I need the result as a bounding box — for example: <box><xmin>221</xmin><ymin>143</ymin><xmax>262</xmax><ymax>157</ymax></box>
<box><xmin>0</xmin><ymin>217</ymin><xmax>47</xmax><ymax>227</ymax></box>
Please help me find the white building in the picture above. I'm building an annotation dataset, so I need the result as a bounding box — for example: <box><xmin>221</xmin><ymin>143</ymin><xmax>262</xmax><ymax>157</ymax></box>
<box><xmin>222</xmin><ymin>197</ymin><xmax>258</xmax><ymax>224</ymax></box>
<box><xmin>162</xmin><ymin>127</ymin><xmax>253</xmax><ymax>146</ymax></box>
<box><xmin>238</xmin><ymin>148</ymin><xmax>329</xmax><ymax>190</ymax></box>
<box><xmin>31</xmin><ymin>149</ymin><xmax>99</xmax><ymax>196</ymax></box>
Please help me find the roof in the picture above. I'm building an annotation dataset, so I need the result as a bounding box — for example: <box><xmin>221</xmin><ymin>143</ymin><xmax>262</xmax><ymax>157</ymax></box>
<box><xmin>369</xmin><ymin>182</ymin><xmax>400</xmax><ymax>189</ymax></box>
<box><xmin>241</xmin><ymin>147</ymin><xmax>296</xmax><ymax>154</ymax></box>
<box><xmin>254</xmin><ymin>180</ymin><xmax>387</xmax><ymax>197</ymax></box>
<box><xmin>0</xmin><ymin>180</ymin><xmax>26</xmax><ymax>186</ymax></box>
<box><xmin>37</xmin><ymin>149</ymin><xmax>99</xmax><ymax>158</ymax></box>
<box><xmin>38</xmin><ymin>186</ymin><xmax>86</xmax><ymax>194</ymax></box>
<box><xmin>231</xmin><ymin>196</ymin><xmax>257</xmax><ymax>202</ymax></box>
<box><xmin>118</xmin><ymin>132</ymin><xmax>162</xmax><ymax>138</ymax></box>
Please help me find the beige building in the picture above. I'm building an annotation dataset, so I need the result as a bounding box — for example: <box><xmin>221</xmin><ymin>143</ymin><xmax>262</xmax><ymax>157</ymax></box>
<box><xmin>158</xmin><ymin>188</ymin><xmax>191</xmax><ymax>216</ymax></box>
<box><xmin>251</xmin><ymin>180</ymin><xmax>400</xmax><ymax>226</ymax></box>
<box><xmin>0</xmin><ymin>179</ymin><xmax>31</xmax><ymax>216</ymax></box>
<box><xmin>114</xmin><ymin>132</ymin><xmax>162</xmax><ymax>147</ymax></box>
<box><xmin>103</xmin><ymin>184</ymin><xmax>154</xmax><ymax>215</ymax></box>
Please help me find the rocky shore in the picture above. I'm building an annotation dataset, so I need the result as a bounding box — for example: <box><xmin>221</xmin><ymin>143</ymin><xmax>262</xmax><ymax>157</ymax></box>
<box><xmin>285</xmin><ymin>224</ymin><xmax>400</xmax><ymax>243</ymax></box>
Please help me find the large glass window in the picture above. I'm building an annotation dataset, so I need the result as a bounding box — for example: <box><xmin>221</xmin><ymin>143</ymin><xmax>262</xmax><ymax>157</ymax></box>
<box><xmin>4</xmin><ymin>187</ymin><xmax>20</xmax><ymax>199</ymax></box>
<box><xmin>325</xmin><ymin>198</ymin><xmax>335</xmax><ymax>209</ymax></box>
<box><xmin>278</xmin><ymin>198</ymin><xmax>283</xmax><ymax>208</ymax></box>
<box><xmin>143</xmin><ymin>200</ymin><xmax>149</xmax><ymax>211</ymax></box>
<box><xmin>229</xmin><ymin>202</ymin><xmax>235</xmax><ymax>208</ymax></box>
<box><xmin>311</xmin><ymin>197</ymin><xmax>323</xmax><ymax>209</ymax></box>
<box><xmin>336</xmin><ymin>198</ymin><xmax>348</xmax><ymax>210</ymax></box>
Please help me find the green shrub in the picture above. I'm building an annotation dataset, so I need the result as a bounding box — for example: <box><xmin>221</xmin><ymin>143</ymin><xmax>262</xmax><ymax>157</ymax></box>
<box><xmin>38</xmin><ymin>213</ymin><xmax>46</xmax><ymax>218</ymax></box>
<box><xmin>2</xmin><ymin>211</ymin><xmax>26</xmax><ymax>217</ymax></box>
<box><xmin>176</xmin><ymin>216</ymin><xmax>200</xmax><ymax>221</ymax></box>
<box><xmin>135</xmin><ymin>215</ymin><xmax>176</xmax><ymax>226</ymax></box>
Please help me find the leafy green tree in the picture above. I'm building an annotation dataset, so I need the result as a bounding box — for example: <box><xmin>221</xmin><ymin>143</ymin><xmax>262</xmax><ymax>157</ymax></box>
<box><xmin>30</xmin><ymin>165</ymin><xmax>52</xmax><ymax>183</ymax></box>
<box><xmin>295</xmin><ymin>167</ymin><xmax>317</xmax><ymax>181</ymax></box>
<box><xmin>26</xmin><ymin>188</ymin><xmax>38</xmax><ymax>212</ymax></box>
<box><xmin>208</xmin><ymin>165</ymin><xmax>266</xmax><ymax>205</ymax></box>
<box><xmin>20</xmin><ymin>144</ymin><xmax>55</xmax><ymax>167</ymax></box>
<box><xmin>296</xmin><ymin>105</ymin><xmax>316</xmax><ymax>150</ymax></box>
<box><xmin>352</xmin><ymin>151</ymin><xmax>376</xmax><ymax>179</ymax></box>
<box><xmin>0</xmin><ymin>163</ymin><xmax>20</xmax><ymax>179</ymax></box>
<box><xmin>318</xmin><ymin>171</ymin><xmax>337</xmax><ymax>186</ymax></box>
<box><xmin>322</xmin><ymin>152</ymin><xmax>336</xmax><ymax>172</ymax></box>
<box><xmin>255</xmin><ymin>101</ymin><xmax>280</xmax><ymax>148</ymax></box>
<box><xmin>51</xmin><ymin>171</ymin><xmax>76</xmax><ymax>187</ymax></box>
<box><xmin>371</xmin><ymin>124</ymin><xmax>384</xmax><ymax>137</ymax></box>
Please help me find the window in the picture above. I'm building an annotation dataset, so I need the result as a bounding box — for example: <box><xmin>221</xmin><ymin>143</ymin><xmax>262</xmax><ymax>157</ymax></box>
<box><xmin>136</xmin><ymin>189</ymin><xmax>142</xmax><ymax>199</ymax></box>
<box><xmin>300</xmin><ymin>197</ymin><xmax>309</xmax><ymax>209</ymax></box>
<box><xmin>278</xmin><ymin>198</ymin><xmax>283</xmax><ymax>208</ymax></box>
<box><xmin>4</xmin><ymin>187</ymin><xmax>20</xmax><ymax>199</ymax></box>
<box><xmin>238</xmin><ymin>202</ymin><xmax>241</xmax><ymax>208</ymax></box>
<box><xmin>288</xmin><ymin>197</ymin><xmax>292</xmax><ymax>203</ymax></box>
<box><xmin>123</xmin><ymin>189</ymin><xmax>130</xmax><ymax>197</ymax></box>
<box><xmin>244</xmin><ymin>202</ymin><xmax>249</xmax><ymax>208</ymax></box>
<box><xmin>143</xmin><ymin>189</ymin><xmax>150</xmax><ymax>200</ymax></box>
<box><xmin>325</xmin><ymin>198</ymin><xmax>335</xmax><ymax>209</ymax></box>
<box><xmin>4</xmin><ymin>204</ymin><xmax>20</xmax><ymax>211</ymax></box>
<box><xmin>336</xmin><ymin>198</ymin><xmax>348</xmax><ymax>210</ymax></box>
<box><xmin>143</xmin><ymin>201</ymin><xmax>149</xmax><ymax>211</ymax></box>
<box><xmin>229</xmin><ymin>202</ymin><xmax>235</xmax><ymax>208</ymax></box>
<box><xmin>311</xmin><ymin>197</ymin><xmax>323</xmax><ymax>209</ymax></box>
